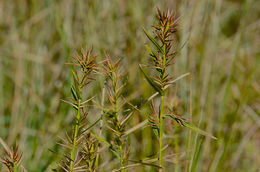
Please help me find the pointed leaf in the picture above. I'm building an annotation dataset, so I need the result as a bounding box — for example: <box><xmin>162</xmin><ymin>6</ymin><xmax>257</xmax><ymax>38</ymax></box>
<box><xmin>72</xmin><ymin>73</ymin><xmax>81</xmax><ymax>99</ymax></box>
<box><xmin>143</xmin><ymin>28</ymin><xmax>163</xmax><ymax>54</ymax></box>
<box><xmin>112</xmin><ymin>161</ymin><xmax>161</xmax><ymax>172</ymax></box>
<box><xmin>144</xmin><ymin>44</ymin><xmax>157</xmax><ymax>61</ymax></box>
<box><xmin>60</xmin><ymin>99</ymin><xmax>78</xmax><ymax>110</ymax></box>
<box><xmin>129</xmin><ymin>159</ymin><xmax>162</xmax><ymax>168</ymax></box>
<box><xmin>81</xmin><ymin>116</ymin><xmax>102</xmax><ymax>134</ymax></box>
<box><xmin>90</xmin><ymin>133</ymin><xmax>120</xmax><ymax>158</ymax></box>
<box><xmin>139</xmin><ymin>65</ymin><xmax>163</xmax><ymax>95</ymax></box>
<box><xmin>165</xmin><ymin>115</ymin><xmax>217</xmax><ymax>140</ymax></box>
<box><xmin>109</xmin><ymin>147</ymin><xmax>120</xmax><ymax>159</ymax></box>
<box><xmin>90</xmin><ymin>133</ymin><xmax>110</xmax><ymax>147</ymax></box>
<box><xmin>71</xmin><ymin>86</ymin><xmax>78</xmax><ymax>101</ymax></box>
<box><xmin>123</xmin><ymin>120</ymin><xmax>148</xmax><ymax>137</ymax></box>
<box><xmin>182</xmin><ymin>122</ymin><xmax>217</xmax><ymax>140</ymax></box>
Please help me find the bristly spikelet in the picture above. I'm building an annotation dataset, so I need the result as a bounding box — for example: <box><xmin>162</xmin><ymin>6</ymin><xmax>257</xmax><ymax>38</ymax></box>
<box><xmin>70</xmin><ymin>48</ymin><xmax>98</xmax><ymax>90</ymax></box>
<box><xmin>142</xmin><ymin>8</ymin><xmax>179</xmax><ymax>170</ymax></box>
<box><xmin>0</xmin><ymin>138</ymin><xmax>23</xmax><ymax>172</ymax></box>
<box><xmin>59</xmin><ymin>48</ymin><xmax>100</xmax><ymax>172</ymax></box>
<box><xmin>101</xmin><ymin>55</ymin><xmax>129</xmax><ymax>171</ymax></box>
<box><xmin>0</xmin><ymin>147</ymin><xmax>22</xmax><ymax>172</ymax></box>
<box><xmin>142</xmin><ymin>8</ymin><xmax>217</xmax><ymax>171</ymax></box>
<box><xmin>145</xmin><ymin>8</ymin><xmax>178</xmax><ymax>89</ymax></box>
<box><xmin>81</xmin><ymin>133</ymin><xmax>98</xmax><ymax>171</ymax></box>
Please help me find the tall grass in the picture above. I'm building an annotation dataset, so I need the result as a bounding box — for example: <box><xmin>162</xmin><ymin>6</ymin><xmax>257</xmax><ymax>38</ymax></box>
<box><xmin>59</xmin><ymin>49</ymin><xmax>99</xmax><ymax>171</ymax></box>
<box><xmin>143</xmin><ymin>9</ymin><xmax>179</xmax><ymax>169</ymax></box>
<box><xmin>0</xmin><ymin>0</ymin><xmax>259</xmax><ymax>171</ymax></box>
<box><xmin>102</xmin><ymin>55</ymin><xmax>128</xmax><ymax>171</ymax></box>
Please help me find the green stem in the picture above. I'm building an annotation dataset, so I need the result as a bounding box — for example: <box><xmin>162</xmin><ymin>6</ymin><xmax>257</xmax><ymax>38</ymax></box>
<box><xmin>13</xmin><ymin>164</ymin><xmax>17</xmax><ymax>172</ymax></box>
<box><xmin>89</xmin><ymin>160</ymin><xmax>95</xmax><ymax>172</ymax></box>
<box><xmin>119</xmin><ymin>143</ymin><xmax>125</xmax><ymax>172</ymax></box>
<box><xmin>95</xmin><ymin>88</ymin><xmax>105</xmax><ymax>171</ymax></box>
<box><xmin>174</xmin><ymin>124</ymin><xmax>179</xmax><ymax>172</ymax></box>
<box><xmin>70</xmin><ymin>99</ymin><xmax>81</xmax><ymax>172</ymax></box>
<box><xmin>159</xmin><ymin>95</ymin><xmax>164</xmax><ymax>170</ymax></box>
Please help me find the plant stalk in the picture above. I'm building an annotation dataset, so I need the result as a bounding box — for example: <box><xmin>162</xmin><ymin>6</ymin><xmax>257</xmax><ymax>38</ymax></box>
<box><xmin>70</xmin><ymin>99</ymin><xmax>81</xmax><ymax>172</ymax></box>
<box><xmin>159</xmin><ymin>95</ymin><xmax>164</xmax><ymax>170</ymax></box>
<box><xmin>13</xmin><ymin>164</ymin><xmax>17</xmax><ymax>172</ymax></box>
<box><xmin>119</xmin><ymin>143</ymin><xmax>125</xmax><ymax>172</ymax></box>
<box><xmin>95</xmin><ymin>88</ymin><xmax>105</xmax><ymax>171</ymax></box>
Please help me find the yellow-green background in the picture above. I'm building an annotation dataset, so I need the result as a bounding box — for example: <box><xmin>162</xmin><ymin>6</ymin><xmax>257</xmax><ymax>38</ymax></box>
<box><xmin>0</xmin><ymin>0</ymin><xmax>259</xmax><ymax>171</ymax></box>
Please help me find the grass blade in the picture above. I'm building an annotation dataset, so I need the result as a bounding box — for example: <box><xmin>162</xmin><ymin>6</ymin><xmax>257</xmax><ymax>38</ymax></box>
<box><xmin>182</xmin><ymin>122</ymin><xmax>217</xmax><ymax>140</ymax></box>
<box><xmin>139</xmin><ymin>65</ymin><xmax>163</xmax><ymax>95</ymax></box>
<box><xmin>143</xmin><ymin>28</ymin><xmax>163</xmax><ymax>54</ymax></box>
<box><xmin>91</xmin><ymin>133</ymin><xmax>120</xmax><ymax>158</ymax></box>
<box><xmin>165</xmin><ymin>115</ymin><xmax>217</xmax><ymax>140</ymax></box>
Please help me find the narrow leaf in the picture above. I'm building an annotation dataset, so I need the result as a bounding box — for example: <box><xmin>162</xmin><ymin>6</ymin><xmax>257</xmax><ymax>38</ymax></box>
<box><xmin>123</xmin><ymin>120</ymin><xmax>148</xmax><ymax>137</ymax></box>
<box><xmin>144</xmin><ymin>44</ymin><xmax>157</xmax><ymax>61</ymax></box>
<box><xmin>143</xmin><ymin>28</ymin><xmax>163</xmax><ymax>54</ymax></box>
<box><xmin>112</xmin><ymin>161</ymin><xmax>161</xmax><ymax>172</ymax></box>
<box><xmin>71</xmin><ymin>86</ymin><xmax>78</xmax><ymax>101</ymax></box>
<box><xmin>128</xmin><ymin>159</ymin><xmax>162</xmax><ymax>168</ymax></box>
<box><xmin>109</xmin><ymin>147</ymin><xmax>120</xmax><ymax>159</ymax></box>
<box><xmin>166</xmin><ymin>115</ymin><xmax>217</xmax><ymax>140</ymax></box>
<box><xmin>90</xmin><ymin>133</ymin><xmax>110</xmax><ymax>147</ymax></box>
<box><xmin>60</xmin><ymin>99</ymin><xmax>78</xmax><ymax>109</ymax></box>
<box><xmin>90</xmin><ymin>133</ymin><xmax>120</xmax><ymax>158</ymax></box>
<box><xmin>139</xmin><ymin>65</ymin><xmax>163</xmax><ymax>95</ymax></box>
<box><xmin>81</xmin><ymin>116</ymin><xmax>102</xmax><ymax>134</ymax></box>
<box><xmin>72</xmin><ymin>73</ymin><xmax>81</xmax><ymax>99</ymax></box>
<box><xmin>182</xmin><ymin>122</ymin><xmax>217</xmax><ymax>140</ymax></box>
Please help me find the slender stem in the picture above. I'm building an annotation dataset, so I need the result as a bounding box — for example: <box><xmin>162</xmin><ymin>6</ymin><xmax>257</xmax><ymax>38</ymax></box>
<box><xmin>70</xmin><ymin>99</ymin><xmax>81</xmax><ymax>172</ymax></box>
<box><xmin>174</xmin><ymin>125</ymin><xmax>179</xmax><ymax>172</ymax></box>
<box><xmin>116</xmin><ymin>101</ymin><xmax>125</xmax><ymax>172</ymax></box>
<box><xmin>113</xmin><ymin>75</ymin><xmax>125</xmax><ymax>172</ymax></box>
<box><xmin>119</xmin><ymin>143</ymin><xmax>125</xmax><ymax>172</ymax></box>
<box><xmin>159</xmin><ymin>95</ymin><xmax>164</xmax><ymax>170</ymax></box>
<box><xmin>95</xmin><ymin>88</ymin><xmax>105</xmax><ymax>171</ymax></box>
<box><xmin>89</xmin><ymin>161</ymin><xmax>93</xmax><ymax>172</ymax></box>
<box><xmin>186</xmin><ymin>77</ymin><xmax>193</xmax><ymax>172</ymax></box>
<box><xmin>13</xmin><ymin>164</ymin><xmax>17</xmax><ymax>172</ymax></box>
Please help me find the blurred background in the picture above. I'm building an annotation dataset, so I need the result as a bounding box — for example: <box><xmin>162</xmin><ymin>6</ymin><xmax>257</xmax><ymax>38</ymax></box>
<box><xmin>0</xmin><ymin>0</ymin><xmax>259</xmax><ymax>171</ymax></box>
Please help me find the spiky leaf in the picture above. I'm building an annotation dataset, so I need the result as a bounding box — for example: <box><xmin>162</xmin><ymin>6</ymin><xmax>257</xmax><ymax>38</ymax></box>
<box><xmin>139</xmin><ymin>65</ymin><xmax>164</xmax><ymax>95</ymax></box>
<box><xmin>144</xmin><ymin>44</ymin><xmax>157</xmax><ymax>61</ymax></box>
<box><xmin>143</xmin><ymin>28</ymin><xmax>163</xmax><ymax>54</ymax></box>
<box><xmin>71</xmin><ymin>73</ymin><xmax>81</xmax><ymax>100</ymax></box>
<box><xmin>71</xmin><ymin>86</ymin><xmax>78</xmax><ymax>101</ymax></box>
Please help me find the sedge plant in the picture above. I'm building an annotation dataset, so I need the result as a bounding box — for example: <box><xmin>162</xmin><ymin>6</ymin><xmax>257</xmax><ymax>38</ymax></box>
<box><xmin>59</xmin><ymin>49</ymin><xmax>100</xmax><ymax>172</ymax></box>
<box><xmin>142</xmin><ymin>9</ymin><xmax>217</xmax><ymax>171</ymax></box>
<box><xmin>141</xmin><ymin>9</ymin><xmax>178</xmax><ymax>169</ymax></box>
<box><xmin>0</xmin><ymin>138</ymin><xmax>23</xmax><ymax>172</ymax></box>
<box><xmin>101</xmin><ymin>55</ymin><xmax>130</xmax><ymax>171</ymax></box>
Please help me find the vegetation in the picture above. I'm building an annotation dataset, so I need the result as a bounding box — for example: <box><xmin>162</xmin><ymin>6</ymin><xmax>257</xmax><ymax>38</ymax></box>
<box><xmin>0</xmin><ymin>0</ymin><xmax>259</xmax><ymax>172</ymax></box>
